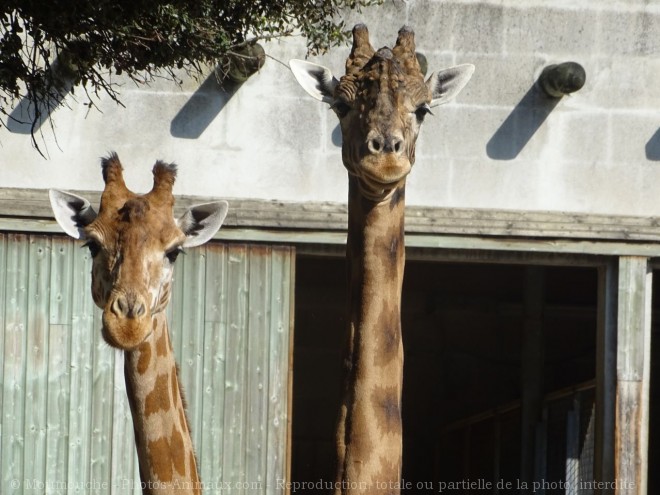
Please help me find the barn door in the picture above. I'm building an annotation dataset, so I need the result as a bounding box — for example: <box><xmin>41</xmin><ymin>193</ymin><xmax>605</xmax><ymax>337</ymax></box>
<box><xmin>0</xmin><ymin>234</ymin><xmax>295</xmax><ymax>494</ymax></box>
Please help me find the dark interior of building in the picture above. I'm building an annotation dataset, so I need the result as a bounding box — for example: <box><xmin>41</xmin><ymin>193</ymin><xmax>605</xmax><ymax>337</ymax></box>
<box><xmin>648</xmin><ymin>270</ymin><xmax>660</xmax><ymax>493</ymax></box>
<box><xmin>291</xmin><ymin>254</ymin><xmax>601</xmax><ymax>493</ymax></box>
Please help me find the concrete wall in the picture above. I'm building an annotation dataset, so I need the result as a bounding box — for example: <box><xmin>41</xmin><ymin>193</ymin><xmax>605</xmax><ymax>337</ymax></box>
<box><xmin>1</xmin><ymin>0</ymin><xmax>659</xmax><ymax>216</ymax></box>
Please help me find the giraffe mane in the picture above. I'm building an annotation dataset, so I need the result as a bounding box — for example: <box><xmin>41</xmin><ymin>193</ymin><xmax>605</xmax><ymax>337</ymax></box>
<box><xmin>174</xmin><ymin>362</ymin><xmax>200</xmax><ymax>469</ymax></box>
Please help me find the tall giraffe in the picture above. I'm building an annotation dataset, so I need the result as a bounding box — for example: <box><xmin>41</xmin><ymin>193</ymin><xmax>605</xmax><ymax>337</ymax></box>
<box><xmin>290</xmin><ymin>25</ymin><xmax>473</xmax><ymax>493</ymax></box>
<box><xmin>49</xmin><ymin>154</ymin><xmax>228</xmax><ymax>494</ymax></box>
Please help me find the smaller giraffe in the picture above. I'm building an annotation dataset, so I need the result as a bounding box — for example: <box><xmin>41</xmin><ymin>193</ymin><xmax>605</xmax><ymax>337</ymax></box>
<box><xmin>50</xmin><ymin>153</ymin><xmax>228</xmax><ymax>494</ymax></box>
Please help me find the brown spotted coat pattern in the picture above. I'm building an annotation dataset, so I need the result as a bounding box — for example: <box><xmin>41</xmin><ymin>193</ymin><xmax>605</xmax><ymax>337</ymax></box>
<box><xmin>332</xmin><ymin>25</ymin><xmax>429</xmax><ymax>495</ymax></box>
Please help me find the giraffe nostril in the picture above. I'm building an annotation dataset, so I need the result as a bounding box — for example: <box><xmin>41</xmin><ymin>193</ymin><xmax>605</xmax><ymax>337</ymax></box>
<box><xmin>368</xmin><ymin>136</ymin><xmax>385</xmax><ymax>154</ymax></box>
<box><xmin>134</xmin><ymin>302</ymin><xmax>146</xmax><ymax>318</ymax></box>
<box><xmin>111</xmin><ymin>294</ymin><xmax>147</xmax><ymax>319</ymax></box>
<box><xmin>370</xmin><ymin>134</ymin><xmax>403</xmax><ymax>154</ymax></box>
<box><xmin>112</xmin><ymin>296</ymin><xmax>128</xmax><ymax>317</ymax></box>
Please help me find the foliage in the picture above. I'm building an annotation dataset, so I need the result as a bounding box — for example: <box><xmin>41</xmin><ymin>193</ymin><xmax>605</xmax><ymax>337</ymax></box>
<box><xmin>0</xmin><ymin>0</ymin><xmax>382</xmax><ymax>147</ymax></box>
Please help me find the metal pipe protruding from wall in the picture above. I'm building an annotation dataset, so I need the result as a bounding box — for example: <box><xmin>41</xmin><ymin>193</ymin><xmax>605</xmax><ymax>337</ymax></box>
<box><xmin>538</xmin><ymin>62</ymin><xmax>586</xmax><ymax>98</ymax></box>
<box><xmin>220</xmin><ymin>42</ymin><xmax>266</xmax><ymax>84</ymax></box>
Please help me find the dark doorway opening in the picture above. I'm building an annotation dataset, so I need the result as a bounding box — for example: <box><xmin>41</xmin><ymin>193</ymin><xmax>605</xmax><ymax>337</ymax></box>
<box><xmin>291</xmin><ymin>255</ymin><xmax>598</xmax><ymax>492</ymax></box>
<box><xmin>648</xmin><ymin>270</ymin><xmax>660</xmax><ymax>492</ymax></box>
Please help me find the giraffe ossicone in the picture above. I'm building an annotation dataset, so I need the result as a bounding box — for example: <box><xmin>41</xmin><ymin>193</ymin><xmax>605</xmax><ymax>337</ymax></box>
<box><xmin>290</xmin><ymin>25</ymin><xmax>473</xmax><ymax>494</ymax></box>
<box><xmin>49</xmin><ymin>153</ymin><xmax>228</xmax><ymax>493</ymax></box>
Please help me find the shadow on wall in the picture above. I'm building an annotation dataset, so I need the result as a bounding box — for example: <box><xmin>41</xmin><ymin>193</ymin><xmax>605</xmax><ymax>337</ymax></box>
<box><xmin>170</xmin><ymin>73</ymin><xmax>240</xmax><ymax>139</ymax></box>
<box><xmin>6</xmin><ymin>59</ymin><xmax>74</xmax><ymax>135</ymax></box>
<box><xmin>647</xmin><ymin>128</ymin><xmax>660</xmax><ymax>161</ymax></box>
<box><xmin>486</xmin><ymin>84</ymin><xmax>560</xmax><ymax>160</ymax></box>
<box><xmin>332</xmin><ymin>124</ymin><xmax>342</xmax><ymax>147</ymax></box>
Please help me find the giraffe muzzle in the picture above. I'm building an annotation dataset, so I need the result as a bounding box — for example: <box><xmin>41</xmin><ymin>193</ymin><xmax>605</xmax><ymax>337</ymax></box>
<box><xmin>102</xmin><ymin>292</ymin><xmax>152</xmax><ymax>349</ymax></box>
<box><xmin>113</xmin><ymin>293</ymin><xmax>147</xmax><ymax>319</ymax></box>
<box><xmin>359</xmin><ymin>153</ymin><xmax>411</xmax><ymax>190</ymax></box>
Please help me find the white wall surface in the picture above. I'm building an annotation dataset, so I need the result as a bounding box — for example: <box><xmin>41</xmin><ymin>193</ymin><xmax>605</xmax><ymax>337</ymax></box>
<box><xmin>1</xmin><ymin>0</ymin><xmax>659</xmax><ymax>216</ymax></box>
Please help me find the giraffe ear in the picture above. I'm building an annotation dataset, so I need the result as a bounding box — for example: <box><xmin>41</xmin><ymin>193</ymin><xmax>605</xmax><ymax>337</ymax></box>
<box><xmin>49</xmin><ymin>189</ymin><xmax>98</xmax><ymax>239</ymax></box>
<box><xmin>289</xmin><ymin>59</ymin><xmax>338</xmax><ymax>104</ymax></box>
<box><xmin>427</xmin><ymin>63</ymin><xmax>475</xmax><ymax>107</ymax></box>
<box><xmin>178</xmin><ymin>201</ymin><xmax>229</xmax><ymax>248</ymax></box>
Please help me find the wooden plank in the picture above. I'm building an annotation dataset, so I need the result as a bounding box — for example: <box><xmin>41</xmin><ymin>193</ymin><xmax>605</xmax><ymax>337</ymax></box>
<box><xmin>200</xmin><ymin>243</ymin><xmax>228</xmax><ymax>486</ymax></box>
<box><xmin>45</xmin><ymin>237</ymin><xmax>74</xmax><ymax>487</ymax></box>
<box><xmin>284</xmin><ymin>248</ymin><xmax>295</xmax><ymax>495</ymax></box>
<box><xmin>0</xmin><ymin>233</ymin><xmax>6</xmax><ymax>476</ymax></box>
<box><xmin>49</xmin><ymin>237</ymin><xmax>75</xmax><ymax>324</ymax></box>
<box><xmin>615</xmin><ymin>256</ymin><xmax>652</xmax><ymax>495</ymax></box>
<box><xmin>23</xmin><ymin>235</ymin><xmax>51</xmax><ymax>487</ymax></box>
<box><xmin>403</xmin><ymin>236</ymin><xmax>660</xmax><ymax>259</ymax></box>
<box><xmin>45</xmin><ymin>324</ymin><xmax>72</xmax><ymax>486</ymax></box>
<box><xmin>617</xmin><ymin>258</ymin><xmax>651</xmax><ymax>381</ymax></box>
<box><xmin>6</xmin><ymin>217</ymin><xmax>660</xmax><ymax>260</ymax></box>
<box><xmin>1</xmin><ymin>234</ymin><xmax>29</xmax><ymax>492</ymax></box>
<box><xmin>266</xmin><ymin>247</ymin><xmax>294</xmax><ymax>494</ymax></box>
<box><xmin>616</xmin><ymin>381</ymin><xmax>645</xmax><ymax>495</ymax></box>
<box><xmin>66</xmin><ymin>239</ymin><xmax>96</xmax><ymax>492</ymax></box>
<box><xmin>44</xmin><ymin>236</ymin><xmax>74</xmax><ymax>490</ymax></box>
<box><xmin>110</xmin><ymin>352</ymin><xmax>140</xmax><ymax>495</ymax></box>
<box><xmin>89</xmin><ymin>304</ymin><xmax>116</xmax><ymax>491</ymax></box>
<box><xmin>222</xmin><ymin>244</ymin><xmax>249</xmax><ymax>493</ymax></box>
<box><xmin>6</xmin><ymin>186</ymin><xmax>660</xmax><ymax>243</ymax></box>
<box><xmin>205</xmin><ymin>242</ymin><xmax>228</xmax><ymax>323</ymax></box>
<box><xmin>200</xmin><ymin>320</ymin><xmax>228</xmax><ymax>487</ymax></box>
<box><xmin>175</xmin><ymin>246</ymin><xmax>207</xmax><ymax>452</ymax></box>
<box><xmin>245</xmin><ymin>247</ymin><xmax>271</xmax><ymax>491</ymax></box>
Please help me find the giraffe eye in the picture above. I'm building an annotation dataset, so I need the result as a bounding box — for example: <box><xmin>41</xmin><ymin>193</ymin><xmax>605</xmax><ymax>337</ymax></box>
<box><xmin>331</xmin><ymin>100</ymin><xmax>351</xmax><ymax>118</ymax></box>
<box><xmin>82</xmin><ymin>240</ymin><xmax>101</xmax><ymax>258</ymax></box>
<box><xmin>166</xmin><ymin>246</ymin><xmax>185</xmax><ymax>263</ymax></box>
<box><xmin>414</xmin><ymin>103</ymin><xmax>433</xmax><ymax>122</ymax></box>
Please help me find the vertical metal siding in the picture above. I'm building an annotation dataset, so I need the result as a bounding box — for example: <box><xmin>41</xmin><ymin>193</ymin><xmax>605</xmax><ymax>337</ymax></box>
<box><xmin>0</xmin><ymin>234</ymin><xmax>294</xmax><ymax>494</ymax></box>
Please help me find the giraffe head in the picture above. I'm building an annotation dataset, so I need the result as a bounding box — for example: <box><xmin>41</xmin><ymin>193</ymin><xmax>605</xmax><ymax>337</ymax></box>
<box><xmin>49</xmin><ymin>153</ymin><xmax>228</xmax><ymax>350</ymax></box>
<box><xmin>290</xmin><ymin>24</ymin><xmax>474</xmax><ymax>201</ymax></box>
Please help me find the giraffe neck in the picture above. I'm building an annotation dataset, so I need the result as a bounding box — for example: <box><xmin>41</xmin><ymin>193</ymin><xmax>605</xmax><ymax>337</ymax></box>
<box><xmin>335</xmin><ymin>176</ymin><xmax>406</xmax><ymax>495</ymax></box>
<box><xmin>123</xmin><ymin>311</ymin><xmax>200</xmax><ymax>494</ymax></box>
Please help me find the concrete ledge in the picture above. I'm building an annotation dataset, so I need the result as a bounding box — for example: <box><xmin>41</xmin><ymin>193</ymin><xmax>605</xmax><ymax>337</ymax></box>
<box><xmin>3</xmin><ymin>187</ymin><xmax>660</xmax><ymax>243</ymax></box>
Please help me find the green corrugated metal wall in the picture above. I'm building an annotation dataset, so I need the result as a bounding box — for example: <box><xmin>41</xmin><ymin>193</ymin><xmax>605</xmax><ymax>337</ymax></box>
<box><xmin>0</xmin><ymin>233</ymin><xmax>294</xmax><ymax>494</ymax></box>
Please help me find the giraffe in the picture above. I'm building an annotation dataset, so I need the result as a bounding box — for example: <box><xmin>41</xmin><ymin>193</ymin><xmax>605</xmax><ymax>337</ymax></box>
<box><xmin>49</xmin><ymin>153</ymin><xmax>228</xmax><ymax>494</ymax></box>
<box><xmin>290</xmin><ymin>25</ymin><xmax>474</xmax><ymax>494</ymax></box>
